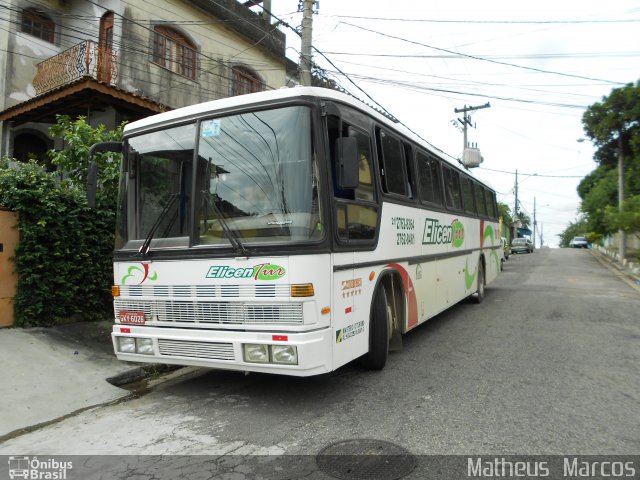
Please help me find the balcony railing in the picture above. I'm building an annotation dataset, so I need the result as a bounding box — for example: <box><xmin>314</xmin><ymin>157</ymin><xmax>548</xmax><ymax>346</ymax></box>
<box><xmin>33</xmin><ymin>40</ymin><xmax>118</xmax><ymax>95</ymax></box>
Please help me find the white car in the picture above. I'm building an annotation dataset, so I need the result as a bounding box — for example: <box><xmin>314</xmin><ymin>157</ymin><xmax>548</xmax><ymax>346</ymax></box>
<box><xmin>570</xmin><ymin>236</ymin><xmax>589</xmax><ymax>248</ymax></box>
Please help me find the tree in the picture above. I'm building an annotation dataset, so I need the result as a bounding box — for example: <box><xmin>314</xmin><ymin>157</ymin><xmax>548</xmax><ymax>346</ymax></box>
<box><xmin>0</xmin><ymin>116</ymin><xmax>124</xmax><ymax>326</ymax></box>
<box><xmin>578</xmin><ymin>168</ymin><xmax>618</xmax><ymax>235</ymax></box>
<box><xmin>582</xmin><ymin>82</ymin><xmax>640</xmax><ymax>166</ymax></box>
<box><xmin>605</xmin><ymin>195</ymin><xmax>640</xmax><ymax>234</ymax></box>
<box><xmin>515</xmin><ymin>211</ymin><xmax>531</xmax><ymax>230</ymax></box>
<box><xmin>497</xmin><ymin>202</ymin><xmax>512</xmax><ymax>237</ymax></box>
<box><xmin>48</xmin><ymin>115</ymin><xmax>125</xmax><ymax>205</ymax></box>
<box><xmin>577</xmin><ymin>81</ymin><xmax>640</xmax><ymax>237</ymax></box>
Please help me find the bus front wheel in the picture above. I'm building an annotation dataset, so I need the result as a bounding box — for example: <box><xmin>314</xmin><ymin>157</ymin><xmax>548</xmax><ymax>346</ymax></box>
<box><xmin>359</xmin><ymin>285</ymin><xmax>390</xmax><ymax>370</ymax></box>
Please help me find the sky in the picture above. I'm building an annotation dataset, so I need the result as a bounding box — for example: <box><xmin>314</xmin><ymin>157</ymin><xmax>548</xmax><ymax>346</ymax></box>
<box><xmin>262</xmin><ymin>0</ymin><xmax>640</xmax><ymax>247</ymax></box>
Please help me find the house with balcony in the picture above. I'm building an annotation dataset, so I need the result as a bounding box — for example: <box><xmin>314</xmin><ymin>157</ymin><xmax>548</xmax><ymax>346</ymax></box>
<box><xmin>0</xmin><ymin>0</ymin><xmax>295</xmax><ymax>164</ymax></box>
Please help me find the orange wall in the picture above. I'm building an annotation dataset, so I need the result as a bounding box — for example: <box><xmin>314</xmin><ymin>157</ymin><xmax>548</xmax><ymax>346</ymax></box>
<box><xmin>0</xmin><ymin>210</ymin><xmax>18</xmax><ymax>327</ymax></box>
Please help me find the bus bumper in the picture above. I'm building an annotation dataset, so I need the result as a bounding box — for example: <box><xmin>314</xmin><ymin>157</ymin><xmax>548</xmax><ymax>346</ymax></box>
<box><xmin>111</xmin><ymin>325</ymin><xmax>333</xmax><ymax>377</ymax></box>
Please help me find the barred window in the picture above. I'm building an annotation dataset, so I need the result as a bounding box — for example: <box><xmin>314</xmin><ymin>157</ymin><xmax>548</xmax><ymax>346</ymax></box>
<box><xmin>152</xmin><ymin>26</ymin><xmax>196</xmax><ymax>79</ymax></box>
<box><xmin>232</xmin><ymin>66</ymin><xmax>263</xmax><ymax>96</ymax></box>
<box><xmin>21</xmin><ymin>9</ymin><xmax>54</xmax><ymax>43</ymax></box>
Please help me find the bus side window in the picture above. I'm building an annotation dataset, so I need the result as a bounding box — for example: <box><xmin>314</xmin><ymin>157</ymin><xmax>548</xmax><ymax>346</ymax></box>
<box><xmin>404</xmin><ymin>142</ymin><xmax>416</xmax><ymax>199</ymax></box>
<box><xmin>331</xmin><ymin>121</ymin><xmax>379</xmax><ymax>244</ymax></box>
<box><xmin>327</xmin><ymin>115</ymin><xmax>352</xmax><ymax>199</ymax></box>
<box><xmin>348</xmin><ymin>127</ymin><xmax>375</xmax><ymax>202</ymax></box>
<box><xmin>378</xmin><ymin>129</ymin><xmax>407</xmax><ymax>196</ymax></box>
<box><xmin>461</xmin><ymin>176</ymin><xmax>476</xmax><ymax>215</ymax></box>
<box><xmin>443</xmin><ymin>166</ymin><xmax>462</xmax><ymax>211</ymax></box>
<box><xmin>485</xmin><ymin>189</ymin><xmax>497</xmax><ymax>219</ymax></box>
<box><xmin>417</xmin><ymin>151</ymin><xmax>443</xmax><ymax>206</ymax></box>
<box><xmin>336</xmin><ymin>204</ymin><xmax>348</xmax><ymax>241</ymax></box>
<box><xmin>475</xmin><ymin>183</ymin><xmax>487</xmax><ymax>217</ymax></box>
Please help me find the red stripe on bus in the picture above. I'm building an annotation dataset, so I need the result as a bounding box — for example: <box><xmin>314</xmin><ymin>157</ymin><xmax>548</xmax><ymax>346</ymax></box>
<box><xmin>386</xmin><ymin>263</ymin><xmax>419</xmax><ymax>329</ymax></box>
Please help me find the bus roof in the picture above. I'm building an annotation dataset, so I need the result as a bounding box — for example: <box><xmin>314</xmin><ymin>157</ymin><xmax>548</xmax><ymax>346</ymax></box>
<box><xmin>123</xmin><ymin>86</ymin><xmax>495</xmax><ymax>192</ymax></box>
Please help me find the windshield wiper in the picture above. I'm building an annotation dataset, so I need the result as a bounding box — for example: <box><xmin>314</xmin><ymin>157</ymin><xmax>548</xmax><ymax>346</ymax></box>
<box><xmin>202</xmin><ymin>158</ymin><xmax>249</xmax><ymax>257</ymax></box>
<box><xmin>203</xmin><ymin>194</ymin><xmax>250</xmax><ymax>257</ymax></box>
<box><xmin>138</xmin><ymin>193</ymin><xmax>178</xmax><ymax>257</ymax></box>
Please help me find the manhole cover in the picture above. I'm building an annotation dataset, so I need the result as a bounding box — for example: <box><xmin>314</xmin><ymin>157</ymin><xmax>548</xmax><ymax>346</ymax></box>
<box><xmin>316</xmin><ymin>439</ymin><xmax>415</xmax><ymax>480</ymax></box>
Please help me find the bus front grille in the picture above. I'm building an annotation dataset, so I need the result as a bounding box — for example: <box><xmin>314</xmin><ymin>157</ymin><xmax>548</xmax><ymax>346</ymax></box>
<box><xmin>157</xmin><ymin>339</ymin><xmax>235</xmax><ymax>360</ymax></box>
<box><xmin>114</xmin><ymin>299</ymin><xmax>304</xmax><ymax>325</ymax></box>
<box><xmin>120</xmin><ymin>284</ymin><xmax>289</xmax><ymax>298</ymax></box>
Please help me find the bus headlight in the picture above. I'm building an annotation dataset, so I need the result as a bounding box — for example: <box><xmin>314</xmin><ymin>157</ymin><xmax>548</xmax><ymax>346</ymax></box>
<box><xmin>271</xmin><ymin>345</ymin><xmax>298</xmax><ymax>365</ymax></box>
<box><xmin>135</xmin><ymin>338</ymin><xmax>154</xmax><ymax>355</ymax></box>
<box><xmin>243</xmin><ymin>344</ymin><xmax>270</xmax><ymax>363</ymax></box>
<box><xmin>117</xmin><ymin>337</ymin><xmax>136</xmax><ymax>353</ymax></box>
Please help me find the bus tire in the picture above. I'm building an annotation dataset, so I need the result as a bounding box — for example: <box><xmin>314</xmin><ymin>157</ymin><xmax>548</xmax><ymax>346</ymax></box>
<box><xmin>359</xmin><ymin>285</ymin><xmax>389</xmax><ymax>370</ymax></box>
<box><xmin>473</xmin><ymin>260</ymin><xmax>485</xmax><ymax>304</ymax></box>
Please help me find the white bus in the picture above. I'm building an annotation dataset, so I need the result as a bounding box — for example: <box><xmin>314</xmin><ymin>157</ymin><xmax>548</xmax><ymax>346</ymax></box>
<box><xmin>92</xmin><ymin>86</ymin><xmax>501</xmax><ymax>377</ymax></box>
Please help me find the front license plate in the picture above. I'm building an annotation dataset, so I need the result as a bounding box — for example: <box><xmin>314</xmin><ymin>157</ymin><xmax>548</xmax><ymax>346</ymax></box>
<box><xmin>120</xmin><ymin>310</ymin><xmax>146</xmax><ymax>325</ymax></box>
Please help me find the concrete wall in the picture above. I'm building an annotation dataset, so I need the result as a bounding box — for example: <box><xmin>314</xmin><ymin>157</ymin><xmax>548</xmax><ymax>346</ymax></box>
<box><xmin>604</xmin><ymin>232</ymin><xmax>640</xmax><ymax>253</ymax></box>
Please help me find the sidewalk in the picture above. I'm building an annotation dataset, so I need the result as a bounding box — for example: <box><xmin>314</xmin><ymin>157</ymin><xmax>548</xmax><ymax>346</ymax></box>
<box><xmin>591</xmin><ymin>246</ymin><xmax>640</xmax><ymax>289</ymax></box>
<box><xmin>0</xmin><ymin>321</ymin><xmax>133</xmax><ymax>439</ymax></box>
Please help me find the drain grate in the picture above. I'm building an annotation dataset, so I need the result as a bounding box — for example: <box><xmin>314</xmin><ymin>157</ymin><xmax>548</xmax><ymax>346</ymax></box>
<box><xmin>316</xmin><ymin>439</ymin><xmax>416</xmax><ymax>480</ymax></box>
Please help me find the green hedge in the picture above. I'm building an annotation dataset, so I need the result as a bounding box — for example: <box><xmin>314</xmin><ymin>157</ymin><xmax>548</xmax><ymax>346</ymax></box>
<box><xmin>0</xmin><ymin>159</ymin><xmax>115</xmax><ymax>326</ymax></box>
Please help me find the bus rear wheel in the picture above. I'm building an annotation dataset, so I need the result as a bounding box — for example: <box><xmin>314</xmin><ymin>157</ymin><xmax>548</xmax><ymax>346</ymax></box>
<box><xmin>359</xmin><ymin>285</ymin><xmax>390</xmax><ymax>370</ymax></box>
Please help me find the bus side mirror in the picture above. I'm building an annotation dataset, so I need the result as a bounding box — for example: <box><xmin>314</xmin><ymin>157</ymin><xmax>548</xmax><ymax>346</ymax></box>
<box><xmin>335</xmin><ymin>137</ymin><xmax>359</xmax><ymax>190</ymax></box>
<box><xmin>86</xmin><ymin>141</ymin><xmax>123</xmax><ymax>209</ymax></box>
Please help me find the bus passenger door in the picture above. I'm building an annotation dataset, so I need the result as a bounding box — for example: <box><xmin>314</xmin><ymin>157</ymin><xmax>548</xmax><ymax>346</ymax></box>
<box><xmin>326</xmin><ymin>108</ymin><xmax>379</xmax><ymax>368</ymax></box>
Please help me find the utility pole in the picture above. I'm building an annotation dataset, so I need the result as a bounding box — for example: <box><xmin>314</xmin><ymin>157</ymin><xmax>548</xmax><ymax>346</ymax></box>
<box><xmin>533</xmin><ymin>197</ymin><xmax>537</xmax><ymax>247</ymax></box>
<box><xmin>454</xmin><ymin>102</ymin><xmax>490</xmax><ymax>151</ymax></box>
<box><xmin>300</xmin><ymin>0</ymin><xmax>315</xmax><ymax>86</ymax></box>
<box><xmin>514</xmin><ymin>169</ymin><xmax>518</xmax><ymax>239</ymax></box>
<box><xmin>263</xmin><ymin>0</ymin><xmax>272</xmax><ymax>23</ymax></box>
<box><xmin>618</xmin><ymin>132</ymin><xmax>626</xmax><ymax>261</ymax></box>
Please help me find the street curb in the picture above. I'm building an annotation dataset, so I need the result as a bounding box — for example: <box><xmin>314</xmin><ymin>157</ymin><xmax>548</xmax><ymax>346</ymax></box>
<box><xmin>106</xmin><ymin>364</ymin><xmax>182</xmax><ymax>387</ymax></box>
<box><xmin>590</xmin><ymin>249</ymin><xmax>640</xmax><ymax>294</ymax></box>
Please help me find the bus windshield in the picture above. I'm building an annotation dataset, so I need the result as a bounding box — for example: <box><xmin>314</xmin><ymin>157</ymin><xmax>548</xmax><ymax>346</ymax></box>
<box><xmin>116</xmin><ymin>106</ymin><xmax>323</xmax><ymax>252</ymax></box>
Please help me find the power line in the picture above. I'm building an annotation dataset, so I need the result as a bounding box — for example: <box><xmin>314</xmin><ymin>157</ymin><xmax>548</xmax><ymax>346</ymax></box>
<box><xmin>328</xmin><ymin>57</ymin><xmax>608</xmax><ymax>101</ymax></box>
<box><xmin>327</xmin><ymin>15</ymin><xmax>640</xmax><ymax>25</ymax></box>
<box><xmin>321</xmin><ymin>51</ymin><xmax>640</xmax><ymax>61</ymax></box>
<box><xmin>478</xmin><ymin>166</ymin><xmax>585</xmax><ymax>178</ymax></box>
<box><xmin>323</xmin><ymin>70</ymin><xmax>589</xmax><ymax>109</ymax></box>
<box><xmin>337</xmin><ymin>22</ymin><xmax>625</xmax><ymax>86</ymax></box>
<box><xmin>255</xmin><ymin>2</ymin><xmax>413</xmax><ymax>129</ymax></box>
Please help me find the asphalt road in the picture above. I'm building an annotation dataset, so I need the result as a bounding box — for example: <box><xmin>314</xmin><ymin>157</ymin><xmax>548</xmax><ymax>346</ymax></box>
<box><xmin>1</xmin><ymin>248</ymin><xmax>639</xmax><ymax>463</ymax></box>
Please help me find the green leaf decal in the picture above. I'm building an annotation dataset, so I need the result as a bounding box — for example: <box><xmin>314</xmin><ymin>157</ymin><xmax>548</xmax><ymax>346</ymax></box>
<box><xmin>121</xmin><ymin>266</ymin><xmax>143</xmax><ymax>285</ymax></box>
<box><xmin>464</xmin><ymin>257</ymin><xmax>477</xmax><ymax>290</ymax></box>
